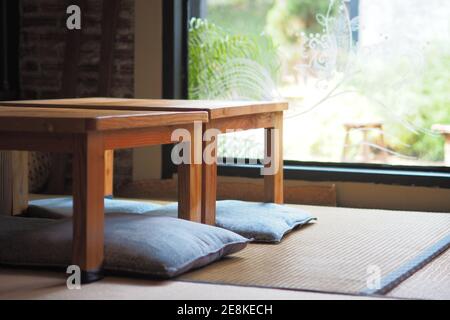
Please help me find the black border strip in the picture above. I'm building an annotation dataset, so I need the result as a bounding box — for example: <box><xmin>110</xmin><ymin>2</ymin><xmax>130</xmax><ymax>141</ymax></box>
<box><xmin>0</xmin><ymin>0</ymin><xmax>19</xmax><ymax>100</ymax></box>
<box><xmin>218</xmin><ymin>162</ymin><xmax>450</xmax><ymax>188</ymax></box>
<box><xmin>162</xmin><ymin>0</ymin><xmax>189</xmax><ymax>179</ymax></box>
<box><xmin>361</xmin><ymin>234</ymin><xmax>450</xmax><ymax>296</ymax></box>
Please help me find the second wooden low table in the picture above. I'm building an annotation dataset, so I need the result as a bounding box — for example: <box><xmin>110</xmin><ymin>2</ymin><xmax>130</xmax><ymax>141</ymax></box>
<box><xmin>1</xmin><ymin>98</ymin><xmax>288</xmax><ymax>225</ymax></box>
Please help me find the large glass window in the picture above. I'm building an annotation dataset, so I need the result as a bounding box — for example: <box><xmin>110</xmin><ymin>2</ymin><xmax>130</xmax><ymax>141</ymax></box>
<box><xmin>188</xmin><ymin>0</ymin><xmax>450</xmax><ymax>168</ymax></box>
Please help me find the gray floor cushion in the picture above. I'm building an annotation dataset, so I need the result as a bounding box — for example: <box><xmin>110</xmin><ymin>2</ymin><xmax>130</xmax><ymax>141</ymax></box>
<box><xmin>26</xmin><ymin>197</ymin><xmax>162</xmax><ymax>219</ymax></box>
<box><xmin>26</xmin><ymin>198</ymin><xmax>316</xmax><ymax>243</ymax></box>
<box><xmin>144</xmin><ymin>200</ymin><xmax>317</xmax><ymax>243</ymax></box>
<box><xmin>0</xmin><ymin>214</ymin><xmax>249</xmax><ymax>278</ymax></box>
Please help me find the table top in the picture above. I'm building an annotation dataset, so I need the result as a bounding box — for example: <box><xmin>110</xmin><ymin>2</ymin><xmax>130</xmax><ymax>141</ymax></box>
<box><xmin>432</xmin><ymin>124</ymin><xmax>450</xmax><ymax>135</ymax></box>
<box><xmin>344</xmin><ymin>122</ymin><xmax>383</xmax><ymax>129</ymax></box>
<box><xmin>0</xmin><ymin>97</ymin><xmax>288</xmax><ymax>120</ymax></box>
<box><xmin>0</xmin><ymin>106</ymin><xmax>208</xmax><ymax>133</ymax></box>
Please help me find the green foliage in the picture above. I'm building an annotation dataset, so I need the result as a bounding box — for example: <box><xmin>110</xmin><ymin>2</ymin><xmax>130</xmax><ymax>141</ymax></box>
<box><xmin>391</xmin><ymin>49</ymin><xmax>450</xmax><ymax>161</ymax></box>
<box><xmin>188</xmin><ymin>18</ymin><xmax>280</xmax><ymax>99</ymax></box>
<box><xmin>266</xmin><ymin>0</ymin><xmax>330</xmax><ymax>45</ymax></box>
<box><xmin>207</xmin><ymin>0</ymin><xmax>274</xmax><ymax>36</ymax></box>
<box><xmin>188</xmin><ymin>17</ymin><xmax>279</xmax><ymax>157</ymax></box>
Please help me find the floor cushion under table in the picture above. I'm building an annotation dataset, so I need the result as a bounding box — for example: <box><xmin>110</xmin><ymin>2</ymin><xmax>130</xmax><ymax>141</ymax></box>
<box><xmin>0</xmin><ymin>214</ymin><xmax>249</xmax><ymax>278</ymax></box>
<box><xmin>144</xmin><ymin>200</ymin><xmax>316</xmax><ymax>243</ymax></box>
<box><xmin>26</xmin><ymin>197</ymin><xmax>162</xmax><ymax>219</ymax></box>
<box><xmin>25</xmin><ymin>198</ymin><xmax>316</xmax><ymax>243</ymax></box>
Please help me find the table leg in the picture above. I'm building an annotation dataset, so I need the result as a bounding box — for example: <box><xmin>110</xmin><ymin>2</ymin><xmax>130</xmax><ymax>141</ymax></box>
<box><xmin>104</xmin><ymin>150</ymin><xmax>114</xmax><ymax>198</ymax></box>
<box><xmin>264</xmin><ymin>112</ymin><xmax>284</xmax><ymax>204</ymax></box>
<box><xmin>11</xmin><ymin>151</ymin><xmax>29</xmax><ymax>215</ymax></box>
<box><xmin>178</xmin><ymin>126</ymin><xmax>202</xmax><ymax>222</ymax></box>
<box><xmin>342</xmin><ymin>128</ymin><xmax>351</xmax><ymax>162</ymax></box>
<box><xmin>362</xmin><ymin>130</ymin><xmax>370</xmax><ymax>162</ymax></box>
<box><xmin>0</xmin><ymin>151</ymin><xmax>28</xmax><ymax>216</ymax></box>
<box><xmin>201</xmin><ymin>123</ymin><xmax>217</xmax><ymax>225</ymax></box>
<box><xmin>445</xmin><ymin>136</ymin><xmax>450</xmax><ymax>167</ymax></box>
<box><xmin>47</xmin><ymin>154</ymin><xmax>69</xmax><ymax>194</ymax></box>
<box><xmin>72</xmin><ymin>132</ymin><xmax>105</xmax><ymax>283</ymax></box>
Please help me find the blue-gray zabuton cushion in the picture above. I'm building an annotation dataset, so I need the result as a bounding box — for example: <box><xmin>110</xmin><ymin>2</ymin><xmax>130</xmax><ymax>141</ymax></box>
<box><xmin>0</xmin><ymin>214</ymin><xmax>248</xmax><ymax>278</ymax></box>
<box><xmin>143</xmin><ymin>200</ymin><xmax>316</xmax><ymax>243</ymax></box>
<box><xmin>217</xmin><ymin>201</ymin><xmax>316</xmax><ymax>242</ymax></box>
<box><xmin>26</xmin><ymin>197</ymin><xmax>161</xmax><ymax>219</ymax></box>
<box><xmin>25</xmin><ymin>198</ymin><xmax>316</xmax><ymax>243</ymax></box>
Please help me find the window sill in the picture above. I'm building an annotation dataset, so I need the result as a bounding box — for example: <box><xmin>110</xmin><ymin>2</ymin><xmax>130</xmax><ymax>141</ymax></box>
<box><xmin>217</xmin><ymin>161</ymin><xmax>450</xmax><ymax>189</ymax></box>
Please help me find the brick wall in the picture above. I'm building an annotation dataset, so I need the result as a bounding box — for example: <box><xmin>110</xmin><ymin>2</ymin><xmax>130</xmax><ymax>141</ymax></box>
<box><xmin>19</xmin><ymin>0</ymin><xmax>135</xmax><ymax>192</ymax></box>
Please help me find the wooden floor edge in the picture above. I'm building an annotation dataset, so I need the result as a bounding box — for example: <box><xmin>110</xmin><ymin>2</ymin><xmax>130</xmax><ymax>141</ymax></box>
<box><xmin>117</xmin><ymin>177</ymin><xmax>337</xmax><ymax>207</ymax></box>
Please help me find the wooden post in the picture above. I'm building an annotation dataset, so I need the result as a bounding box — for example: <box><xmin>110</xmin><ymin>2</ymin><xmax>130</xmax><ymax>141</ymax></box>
<box><xmin>431</xmin><ymin>125</ymin><xmax>450</xmax><ymax>166</ymax></box>
<box><xmin>48</xmin><ymin>0</ymin><xmax>86</xmax><ymax>195</ymax></box>
<box><xmin>97</xmin><ymin>0</ymin><xmax>120</xmax><ymax>198</ymax></box>
<box><xmin>47</xmin><ymin>153</ymin><xmax>68</xmax><ymax>194</ymax></box>
<box><xmin>201</xmin><ymin>123</ymin><xmax>217</xmax><ymax>225</ymax></box>
<box><xmin>445</xmin><ymin>136</ymin><xmax>450</xmax><ymax>167</ymax></box>
<box><xmin>0</xmin><ymin>151</ymin><xmax>28</xmax><ymax>216</ymax></box>
<box><xmin>98</xmin><ymin>0</ymin><xmax>121</xmax><ymax>96</ymax></box>
<box><xmin>72</xmin><ymin>132</ymin><xmax>105</xmax><ymax>283</ymax></box>
<box><xmin>264</xmin><ymin>112</ymin><xmax>284</xmax><ymax>204</ymax></box>
<box><xmin>362</xmin><ymin>129</ymin><xmax>370</xmax><ymax>162</ymax></box>
<box><xmin>377</xmin><ymin>124</ymin><xmax>389</xmax><ymax>162</ymax></box>
<box><xmin>342</xmin><ymin>126</ymin><xmax>351</xmax><ymax>162</ymax></box>
<box><xmin>11</xmin><ymin>151</ymin><xmax>28</xmax><ymax>215</ymax></box>
<box><xmin>104</xmin><ymin>150</ymin><xmax>114</xmax><ymax>197</ymax></box>
<box><xmin>178</xmin><ymin>124</ymin><xmax>202</xmax><ymax>222</ymax></box>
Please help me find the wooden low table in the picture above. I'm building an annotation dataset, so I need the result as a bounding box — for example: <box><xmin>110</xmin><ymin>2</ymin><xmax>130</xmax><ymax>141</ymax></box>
<box><xmin>2</xmin><ymin>98</ymin><xmax>288</xmax><ymax>225</ymax></box>
<box><xmin>432</xmin><ymin>124</ymin><xmax>450</xmax><ymax>166</ymax></box>
<box><xmin>342</xmin><ymin>122</ymin><xmax>388</xmax><ymax>162</ymax></box>
<box><xmin>0</xmin><ymin>106</ymin><xmax>207</xmax><ymax>282</ymax></box>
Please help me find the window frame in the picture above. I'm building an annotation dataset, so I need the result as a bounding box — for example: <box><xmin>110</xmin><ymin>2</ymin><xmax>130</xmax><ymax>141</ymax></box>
<box><xmin>161</xmin><ymin>0</ymin><xmax>450</xmax><ymax>188</ymax></box>
<box><xmin>0</xmin><ymin>0</ymin><xmax>19</xmax><ymax>100</ymax></box>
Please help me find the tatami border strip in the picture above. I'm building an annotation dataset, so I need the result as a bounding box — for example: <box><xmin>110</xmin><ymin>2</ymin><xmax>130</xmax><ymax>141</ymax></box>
<box><xmin>361</xmin><ymin>234</ymin><xmax>450</xmax><ymax>296</ymax></box>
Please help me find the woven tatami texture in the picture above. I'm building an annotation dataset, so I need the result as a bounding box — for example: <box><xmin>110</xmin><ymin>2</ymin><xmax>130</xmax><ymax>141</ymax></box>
<box><xmin>179</xmin><ymin>205</ymin><xmax>450</xmax><ymax>296</ymax></box>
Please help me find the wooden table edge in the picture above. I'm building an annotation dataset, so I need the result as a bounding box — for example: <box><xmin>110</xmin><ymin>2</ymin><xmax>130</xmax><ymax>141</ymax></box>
<box><xmin>0</xmin><ymin>100</ymin><xmax>289</xmax><ymax>120</ymax></box>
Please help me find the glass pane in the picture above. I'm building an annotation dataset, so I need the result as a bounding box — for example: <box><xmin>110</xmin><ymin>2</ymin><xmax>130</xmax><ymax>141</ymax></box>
<box><xmin>189</xmin><ymin>0</ymin><xmax>450</xmax><ymax>167</ymax></box>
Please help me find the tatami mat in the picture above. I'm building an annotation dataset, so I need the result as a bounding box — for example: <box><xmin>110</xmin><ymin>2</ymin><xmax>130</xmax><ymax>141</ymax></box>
<box><xmin>388</xmin><ymin>248</ymin><xmax>450</xmax><ymax>300</ymax></box>
<box><xmin>4</xmin><ymin>198</ymin><xmax>449</xmax><ymax>299</ymax></box>
<box><xmin>178</xmin><ymin>205</ymin><xmax>450</xmax><ymax>297</ymax></box>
